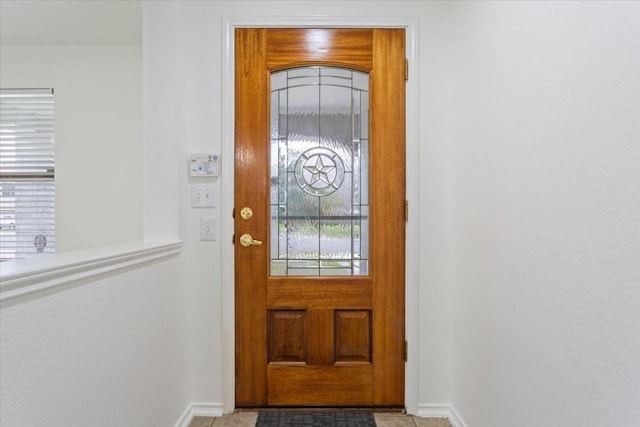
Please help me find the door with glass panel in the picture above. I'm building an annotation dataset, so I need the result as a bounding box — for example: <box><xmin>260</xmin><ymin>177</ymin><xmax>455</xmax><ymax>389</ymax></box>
<box><xmin>235</xmin><ymin>28</ymin><xmax>405</xmax><ymax>407</ymax></box>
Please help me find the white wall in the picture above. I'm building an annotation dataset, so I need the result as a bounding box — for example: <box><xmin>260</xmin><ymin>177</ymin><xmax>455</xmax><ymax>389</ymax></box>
<box><xmin>157</xmin><ymin>0</ymin><xmax>454</xmax><ymax>413</ymax></box>
<box><xmin>416</xmin><ymin>2</ymin><xmax>455</xmax><ymax>408</ymax></box>
<box><xmin>4</xmin><ymin>2</ymin><xmax>639</xmax><ymax>426</ymax></box>
<box><xmin>448</xmin><ymin>1</ymin><xmax>640</xmax><ymax>426</ymax></box>
<box><xmin>0</xmin><ymin>254</ymin><xmax>191</xmax><ymax>427</ymax></box>
<box><xmin>1</xmin><ymin>1</ymin><xmax>455</xmax><ymax>419</ymax></box>
<box><xmin>0</xmin><ymin>44</ymin><xmax>143</xmax><ymax>252</ymax></box>
<box><xmin>0</xmin><ymin>13</ymin><xmax>190</xmax><ymax>427</ymax></box>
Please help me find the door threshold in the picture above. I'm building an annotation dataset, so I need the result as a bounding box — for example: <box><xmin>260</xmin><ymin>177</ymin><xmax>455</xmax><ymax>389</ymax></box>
<box><xmin>234</xmin><ymin>407</ymin><xmax>406</xmax><ymax>414</ymax></box>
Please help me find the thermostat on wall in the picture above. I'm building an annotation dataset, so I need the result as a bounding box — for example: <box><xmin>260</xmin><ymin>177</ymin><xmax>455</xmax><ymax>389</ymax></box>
<box><xmin>190</xmin><ymin>153</ymin><xmax>219</xmax><ymax>177</ymax></box>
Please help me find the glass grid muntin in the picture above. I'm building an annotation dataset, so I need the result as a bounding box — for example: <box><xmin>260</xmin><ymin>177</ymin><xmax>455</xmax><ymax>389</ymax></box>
<box><xmin>270</xmin><ymin>66</ymin><xmax>369</xmax><ymax>276</ymax></box>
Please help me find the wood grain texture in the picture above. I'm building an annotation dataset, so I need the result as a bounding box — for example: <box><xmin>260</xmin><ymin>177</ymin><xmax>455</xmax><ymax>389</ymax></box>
<box><xmin>267</xmin><ymin>278</ymin><xmax>372</xmax><ymax>309</ymax></box>
<box><xmin>306</xmin><ymin>309</ymin><xmax>335</xmax><ymax>366</ymax></box>
<box><xmin>267</xmin><ymin>365</ymin><xmax>373</xmax><ymax>406</ymax></box>
<box><xmin>236</xmin><ymin>28</ymin><xmax>405</xmax><ymax>408</ymax></box>
<box><xmin>268</xmin><ymin>310</ymin><xmax>307</xmax><ymax>363</ymax></box>
<box><xmin>266</xmin><ymin>28</ymin><xmax>373</xmax><ymax>71</ymax></box>
<box><xmin>370</xmin><ymin>28</ymin><xmax>406</xmax><ymax>406</ymax></box>
<box><xmin>335</xmin><ymin>310</ymin><xmax>372</xmax><ymax>363</ymax></box>
<box><xmin>235</xmin><ymin>28</ymin><xmax>269</xmax><ymax>406</ymax></box>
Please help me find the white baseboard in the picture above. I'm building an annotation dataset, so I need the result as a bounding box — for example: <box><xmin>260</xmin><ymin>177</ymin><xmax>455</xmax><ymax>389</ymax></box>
<box><xmin>175</xmin><ymin>402</ymin><xmax>224</xmax><ymax>427</ymax></box>
<box><xmin>417</xmin><ymin>404</ymin><xmax>467</xmax><ymax>427</ymax></box>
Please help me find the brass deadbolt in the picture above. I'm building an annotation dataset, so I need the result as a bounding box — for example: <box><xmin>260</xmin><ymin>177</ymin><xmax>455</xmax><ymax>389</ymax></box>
<box><xmin>239</xmin><ymin>207</ymin><xmax>253</xmax><ymax>220</ymax></box>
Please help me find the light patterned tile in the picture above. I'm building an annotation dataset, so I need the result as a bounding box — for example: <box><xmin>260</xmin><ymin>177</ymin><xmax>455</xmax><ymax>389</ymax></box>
<box><xmin>374</xmin><ymin>414</ymin><xmax>416</xmax><ymax>427</ymax></box>
<box><xmin>212</xmin><ymin>413</ymin><xmax>258</xmax><ymax>427</ymax></box>
<box><xmin>413</xmin><ymin>416</ymin><xmax>454</xmax><ymax>427</ymax></box>
<box><xmin>188</xmin><ymin>416</ymin><xmax>215</xmax><ymax>427</ymax></box>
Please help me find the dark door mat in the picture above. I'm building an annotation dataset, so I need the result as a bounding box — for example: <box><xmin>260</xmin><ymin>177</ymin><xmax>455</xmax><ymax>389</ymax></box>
<box><xmin>256</xmin><ymin>411</ymin><xmax>376</xmax><ymax>427</ymax></box>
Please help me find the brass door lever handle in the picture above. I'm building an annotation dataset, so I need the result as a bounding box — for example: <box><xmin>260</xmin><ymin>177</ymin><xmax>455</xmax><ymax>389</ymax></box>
<box><xmin>239</xmin><ymin>234</ymin><xmax>263</xmax><ymax>247</ymax></box>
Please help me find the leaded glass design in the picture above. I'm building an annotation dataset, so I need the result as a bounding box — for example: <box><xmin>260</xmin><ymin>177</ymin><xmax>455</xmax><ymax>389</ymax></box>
<box><xmin>270</xmin><ymin>66</ymin><xmax>369</xmax><ymax>276</ymax></box>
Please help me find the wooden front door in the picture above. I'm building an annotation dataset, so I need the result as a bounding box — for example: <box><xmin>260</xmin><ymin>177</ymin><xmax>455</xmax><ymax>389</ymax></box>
<box><xmin>235</xmin><ymin>28</ymin><xmax>405</xmax><ymax>408</ymax></box>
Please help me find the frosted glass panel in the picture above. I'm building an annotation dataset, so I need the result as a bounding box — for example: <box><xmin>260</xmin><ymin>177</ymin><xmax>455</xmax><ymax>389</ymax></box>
<box><xmin>271</xmin><ymin>66</ymin><xmax>369</xmax><ymax>276</ymax></box>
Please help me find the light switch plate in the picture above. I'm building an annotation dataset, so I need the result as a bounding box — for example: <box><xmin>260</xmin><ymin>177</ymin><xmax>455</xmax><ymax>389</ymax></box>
<box><xmin>200</xmin><ymin>216</ymin><xmax>216</xmax><ymax>241</ymax></box>
<box><xmin>191</xmin><ymin>184</ymin><xmax>215</xmax><ymax>208</ymax></box>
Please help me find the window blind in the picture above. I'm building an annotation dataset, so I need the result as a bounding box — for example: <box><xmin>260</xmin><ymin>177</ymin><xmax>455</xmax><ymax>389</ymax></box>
<box><xmin>0</xmin><ymin>88</ymin><xmax>55</xmax><ymax>260</ymax></box>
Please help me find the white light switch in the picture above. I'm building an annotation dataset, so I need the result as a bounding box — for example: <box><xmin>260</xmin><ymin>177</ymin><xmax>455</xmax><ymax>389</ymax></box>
<box><xmin>191</xmin><ymin>184</ymin><xmax>215</xmax><ymax>208</ymax></box>
<box><xmin>200</xmin><ymin>216</ymin><xmax>216</xmax><ymax>241</ymax></box>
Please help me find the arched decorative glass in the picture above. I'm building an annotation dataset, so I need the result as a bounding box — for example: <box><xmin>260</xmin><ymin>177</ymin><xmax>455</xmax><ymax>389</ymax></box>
<box><xmin>270</xmin><ymin>66</ymin><xmax>369</xmax><ymax>276</ymax></box>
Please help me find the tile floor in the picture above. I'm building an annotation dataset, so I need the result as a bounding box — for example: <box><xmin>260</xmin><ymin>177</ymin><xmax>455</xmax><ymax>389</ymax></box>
<box><xmin>188</xmin><ymin>413</ymin><xmax>453</xmax><ymax>427</ymax></box>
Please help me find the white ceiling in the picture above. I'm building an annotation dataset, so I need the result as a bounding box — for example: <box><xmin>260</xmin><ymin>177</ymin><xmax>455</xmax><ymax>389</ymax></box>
<box><xmin>0</xmin><ymin>0</ymin><xmax>141</xmax><ymax>46</ymax></box>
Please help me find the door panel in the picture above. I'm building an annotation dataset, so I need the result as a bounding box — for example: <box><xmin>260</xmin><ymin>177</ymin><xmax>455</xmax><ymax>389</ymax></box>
<box><xmin>235</xmin><ymin>28</ymin><xmax>405</xmax><ymax>408</ymax></box>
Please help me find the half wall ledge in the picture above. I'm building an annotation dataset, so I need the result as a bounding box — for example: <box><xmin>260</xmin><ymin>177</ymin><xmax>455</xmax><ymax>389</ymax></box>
<box><xmin>0</xmin><ymin>240</ymin><xmax>183</xmax><ymax>301</ymax></box>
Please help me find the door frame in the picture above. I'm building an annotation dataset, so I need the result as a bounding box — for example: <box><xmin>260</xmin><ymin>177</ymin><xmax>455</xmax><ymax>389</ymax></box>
<box><xmin>221</xmin><ymin>16</ymin><xmax>420</xmax><ymax>414</ymax></box>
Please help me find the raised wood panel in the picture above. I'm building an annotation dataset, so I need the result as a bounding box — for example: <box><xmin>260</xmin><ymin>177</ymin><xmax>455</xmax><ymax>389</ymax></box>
<box><xmin>267</xmin><ymin>365</ymin><xmax>373</xmax><ymax>406</ymax></box>
<box><xmin>268</xmin><ymin>310</ymin><xmax>307</xmax><ymax>364</ymax></box>
<box><xmin>266</xmin><ymin>28</ymin><xmax>373</xmax><ymax>71</ymax></box>
<box><xmin>335</xmin><ymin>310</ymin><xmax>372</xmax><ymax>364</ymax></box>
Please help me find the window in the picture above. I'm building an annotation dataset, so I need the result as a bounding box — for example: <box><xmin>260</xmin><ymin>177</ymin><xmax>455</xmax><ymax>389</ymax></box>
<box><xmin>270</xmin><ymin>67</ymin><xmax>370</xmax><ymax>276</ymax></box>
<box><xmin>0</xmin><ymin>89</ymin><xmax>55</xmax><ymax>260</ymax></box>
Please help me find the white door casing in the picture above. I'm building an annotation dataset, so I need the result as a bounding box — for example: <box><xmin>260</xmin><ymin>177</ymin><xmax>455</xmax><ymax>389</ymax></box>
<box><xmin>220</xmin><ymin>16</ymin><xmax>419</xmax><ymax>414</ymax></box>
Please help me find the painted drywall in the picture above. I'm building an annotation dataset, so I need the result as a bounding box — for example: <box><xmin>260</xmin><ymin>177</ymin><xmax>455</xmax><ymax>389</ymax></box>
<box><xmin>448</xmin><ymin>1</ymin><xmax>640</xmax><ymax>426</ymax></box>
<box><xmin>0</xmin><ymin>44</ymin><xmax>143</xmax><ymax>252</ymax></box>
<box><xmin>143</xmin><ymin>2</ymin><xmax>181</xmax><ymax>243</ymax></box>
<box><xmin>415</xmin><ymin>2</ymin><xmax>455</xmax><ymax>407</ymax></box>
<box><xmin>5</xmin><ymin>2</ymin><xmax>638</xmax><ymax>426</ymax></box>
<box><xmin>1</xmin><ymin>0</ymin><xmax>454</xmax><ymax>419</ymax></box>
<box><xmin>0</xmin><ymin>6</ymin><xmax>190</xmax><ymax>427</ymax></box>
<box><xmin>158</xmin><ymin>0</ymin><xmax>454</xmax><ymax>413</ymax></box>
<box><xmin>0</xmin><ymin>255</ymin><xmax>191</xmax><ymax>427</ymax></box>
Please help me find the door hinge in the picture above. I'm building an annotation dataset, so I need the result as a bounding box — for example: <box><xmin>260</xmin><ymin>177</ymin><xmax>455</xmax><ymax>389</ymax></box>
<box><xmin>404</xmin><ymin>340</ymin><xmax>408</xmax><ymax>362</ymax></box>
<box><xmin>232</xmin><ymin>234</ymin><xmax>235</xmax><ymax>245</ymax></box>
<box><xmin>232</xmin><ymin>208</ymin><xmax>235</xmax><ymax>219</ymax></box>
<box><xmin>405</xmin><ymin>200</ymin><xmax>409</xmax><ymax>223</ymax></box>
<box><xmin>405</xmin><ymin>59</ymin><xmax>409</xmax><ymax>81</ymax></box>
